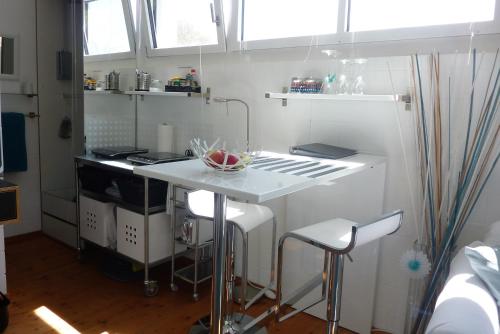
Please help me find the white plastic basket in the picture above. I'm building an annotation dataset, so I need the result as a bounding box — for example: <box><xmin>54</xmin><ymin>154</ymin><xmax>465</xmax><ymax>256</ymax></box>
<box><xmin>116</xmin><ymin>207</ymin><xmax>172</xmax><ymax>264</ymax></box>
<box><xmin>79</xmin><ymin>195</ymin><xmax>116</xmax><ymax>248</ymax></box>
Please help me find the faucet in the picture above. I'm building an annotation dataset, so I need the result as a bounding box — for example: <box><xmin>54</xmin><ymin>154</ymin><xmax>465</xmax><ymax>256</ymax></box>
<box><xmin>213</xmin><ymin>97</ymin><xmax>250</xmax><ymax>152</ymax></box>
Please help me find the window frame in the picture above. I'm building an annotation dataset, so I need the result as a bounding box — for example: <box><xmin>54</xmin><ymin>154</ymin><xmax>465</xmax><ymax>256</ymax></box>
<box><xmin>83</xmin><ymin>0</ymin><xmax>136</xmax><ymax>62</ymax></box>
<box><xmin>144</xmin><ymin>0</ymin><xmax>226</xmax><ymax>57</ymax></box>
<box><xmin>230</xmin><ymin>0</ymin><xmax>500</xmax><ymax>52</ymax></box>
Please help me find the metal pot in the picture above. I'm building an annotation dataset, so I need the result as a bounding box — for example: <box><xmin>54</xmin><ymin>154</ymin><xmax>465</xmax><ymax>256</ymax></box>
<box><xmin>136</xmin><ymin>70</ymin><xmax>151</xmax><ymax>91</ymax></box>
<box><xmin>105</xmin><ymin>70</ymin><xmax>120</xmax><ymax>90</ymax></box>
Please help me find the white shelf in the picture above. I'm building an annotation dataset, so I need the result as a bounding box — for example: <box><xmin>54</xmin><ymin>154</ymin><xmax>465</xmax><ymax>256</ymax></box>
<box><xmin>265</xmin><ymin>92</ymin><xmax>399</xmax><ymax>102</ymax></box>
<box><xmin>265</xmin><ymin>92</ymin><xmax>411</xmax><ymax>108</ymax></box>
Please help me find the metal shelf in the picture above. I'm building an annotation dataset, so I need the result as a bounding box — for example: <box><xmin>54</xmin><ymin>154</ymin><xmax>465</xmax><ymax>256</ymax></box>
<box><xmin>84</xmin><ymin>87</ymin><xmax>211</xmax><ymax>102</ymax></box>
<box><xmin>124</xmin><ymin>90</ymin><xmax>202</xmax><ymax>97</ymax></box>
<box><xmin>80</xmin><ymin>189</ymin><xmax>166</xmax><ymax>215</ymax></box>
<box><xmin>174</xmin><ymin>259</ymin><xmax>212</xmax><ymax>285</ymax></box>
<box><xmin>265</xmin><ymin>91</ymin><xmax>411</xmax><ymax>108</ymax></box>
<box><xmin>84</xmin><ymin>90</ymin><xmax>123</xmax><ymax>95</ymax></box>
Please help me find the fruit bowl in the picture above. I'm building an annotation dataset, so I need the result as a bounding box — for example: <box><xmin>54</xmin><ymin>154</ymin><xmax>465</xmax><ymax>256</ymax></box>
<box><xmin>190</xmin><ymin>138</ymin><xmax>256</xmax><ymax>173</ymax></box>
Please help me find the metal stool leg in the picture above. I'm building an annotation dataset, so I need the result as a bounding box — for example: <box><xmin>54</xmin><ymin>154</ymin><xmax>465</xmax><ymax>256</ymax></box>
<box><xmin>241</xmin><ymin>216</ymin><xmax>278</xmax><ymax>311</ymax></box>
<box><xmin>326</xmin><ymin>254</ymin><xmax>344</xmax><ymax>334</ymax></box>
<box><xmin>269</xmin><ymin>216</ymin><xmax>277</xmax><ymax>289</ymax></box>
<box><xmin>225</xmin><ymin>223</ymin><xmax>237</xmax><ymax>323</ymax></box>
<box><xmin>275</xmin><ymin>235</ymin><xmax>286</xmax><ymax>322</ymax></box>
<box><xmin>170</xmin><ymin>185</ymin><xmax>178</xmax><ymax>292</ymax></box>
<box><xmin>239</xmin><ymin>230</ymin><xmax>249</xmax><ymax>314</ymax></box>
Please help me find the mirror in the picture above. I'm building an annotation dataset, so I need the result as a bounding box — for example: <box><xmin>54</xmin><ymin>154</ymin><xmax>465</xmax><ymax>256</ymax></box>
<box><xmin>0</xmin><ymin>36</ymin><xmax>15</xmax><ymax>76</ymax></box>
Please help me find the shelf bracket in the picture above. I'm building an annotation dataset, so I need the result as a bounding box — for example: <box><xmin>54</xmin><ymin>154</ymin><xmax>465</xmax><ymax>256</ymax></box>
<box><xmin>280</xmin><ymin>87</ymin><xmax>288</xmax><ymax>106</ymax></box>
<box><xmin>397</xmin><ymin>94</ymin><xmax>412</xmax><ymax>111</ymax></box>
<box><xmin>204</xmin><ymin>87</ymin><xmax>211</xmax><ymax>104</ymax></box>
<box><xmin>264</xmin><ymin>92</ymin><xmax>287</xmax><ymax>107</ymax></box>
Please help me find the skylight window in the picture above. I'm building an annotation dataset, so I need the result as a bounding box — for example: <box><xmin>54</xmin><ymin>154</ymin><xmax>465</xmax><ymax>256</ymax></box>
<box><xmin>146</xmin><ymin>0</ymin><xmax>225</xmax><ymax>54</ymax></box>
<box><xmin>241</xmin><ymin>0</ymin><xmax>339</xmax><ymax>41</ymax></box>
<box><xmin>348</xmin><ymin>0</ymin><xmax>496</xmax><ymax>32</ymax></box>
<box><xmin>84</xmin><ymin>0</ymin><xmax>134</xmax><ymax>57</ymax></box>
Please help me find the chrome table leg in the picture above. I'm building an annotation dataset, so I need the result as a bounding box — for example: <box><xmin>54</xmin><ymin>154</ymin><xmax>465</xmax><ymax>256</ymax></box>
<box><xmin>189</xmin><ymin>193</ymin><xmax>266</xmax><ymax>334</ymax></box>
<box><xmin>143</xmin><ymin>176</ymin><xmax>158</xmax><ymax>297</ymax></box>
<box><xmin>211</xmin><ymin>193</ymin><xmax>227</xmax><ymax>333</ymax></box>
<box><xmin>75</xmin><ymin>160</ymin><xmax>83</xmax><ymax>260</ymax></box>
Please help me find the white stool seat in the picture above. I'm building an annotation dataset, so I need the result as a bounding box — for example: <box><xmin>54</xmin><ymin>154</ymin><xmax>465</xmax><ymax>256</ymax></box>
<box><xmin>187</xmin><ymin>190</ymin><xmax>274</xmax><ymax>233</ymax></box>
<box><xmin>275</xmin><ymin>211</ymin><xmax>403</xmax><ymax>334</ymax></box>
<box><xmin>290</xmin><ymin>218</ymin><xmax>358</xmax><ymax>251</ymax></box>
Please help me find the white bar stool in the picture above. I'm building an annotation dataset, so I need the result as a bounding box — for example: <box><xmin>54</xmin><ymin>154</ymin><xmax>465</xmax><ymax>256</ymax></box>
<box><xmin>275</xmin><ymin>210</ymin><xmax>403</xmax><ymax>334</ymax></box>
<box><xmin>185</xmin><ymin>190</ymin><xmax>277</xmax><ymax>318</ymax></box>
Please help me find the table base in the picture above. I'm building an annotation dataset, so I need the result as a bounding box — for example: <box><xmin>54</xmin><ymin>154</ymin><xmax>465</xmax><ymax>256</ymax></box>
<box><xmin>188</xmin><ymin>313</ymin><xmax>267</xmax><ymax>334</ymax></box>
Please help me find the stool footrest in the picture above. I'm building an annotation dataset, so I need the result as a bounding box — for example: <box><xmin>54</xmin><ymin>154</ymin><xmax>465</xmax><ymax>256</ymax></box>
<box><xmin>280</xmin><ymin>272</ymin><xmax>323</xmax><ymax>308</ymax></box>
<box><xmin>279</xmin><ymin>295</ymin><xmax>326</xmax><ymax>323</ymax></box>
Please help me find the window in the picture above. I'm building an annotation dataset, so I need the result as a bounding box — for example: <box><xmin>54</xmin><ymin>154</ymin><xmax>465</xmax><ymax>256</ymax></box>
<box><xmin>348</xmin><ymin>0</ymin><xmax>496</xmax><ymax>32</ymax></box>
<box><xmin>130</xmin><ymin>0</ymin><xmax>138</xmax><ymax>29</ymax></box>
<box><xmin>242</xmin><ymin>0</ymin><xmax>339</xmax><ymax>41</ymax></box>
<box><xmin>146</xmin><ymin>0</ymin><xmax>225</xmax><ymax>55</ymax></box>
<box><xmin>237</xmin><ymin>0</ymin><xmax>499</xmax><ymax>50</ymax></box>
<box><xmin>84</xmin><ymin>0</ymin><xmax>135</xmax><ymax>58</ymax></box>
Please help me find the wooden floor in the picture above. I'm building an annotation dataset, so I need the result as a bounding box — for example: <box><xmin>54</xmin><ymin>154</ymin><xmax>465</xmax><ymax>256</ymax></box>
<box><xmin>4</xmin><ymin>233</ymin><xmax>360</xmax><ymax>334</ymax></box>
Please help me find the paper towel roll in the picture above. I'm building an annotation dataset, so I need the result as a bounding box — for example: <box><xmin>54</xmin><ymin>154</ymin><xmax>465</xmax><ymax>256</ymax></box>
<box><xmin>157</xmin><ymin>123</ymin><xmax>174</xmax><ymax>152</ymax></box>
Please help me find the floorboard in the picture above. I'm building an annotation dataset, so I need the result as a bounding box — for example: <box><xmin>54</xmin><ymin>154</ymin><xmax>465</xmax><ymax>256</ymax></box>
<box><xmin>4</xmin><ymin>233</ymin><xmax>363</xmax><ymax>334</ymax></box>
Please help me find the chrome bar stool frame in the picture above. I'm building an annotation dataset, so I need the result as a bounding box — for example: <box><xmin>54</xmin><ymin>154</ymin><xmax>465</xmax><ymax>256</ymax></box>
<box><xmin>184</xmin><ymin>190</ymin><xmax>277</xmax><ymax>334</ymax></box>
<box><xmin>274</xmin><ymin>210</ymin><xmax>403</xmax><ymax>334</ymax></box>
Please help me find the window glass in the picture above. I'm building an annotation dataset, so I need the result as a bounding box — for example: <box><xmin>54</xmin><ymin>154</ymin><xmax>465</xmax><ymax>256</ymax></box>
<box><xmin>130</xmin><ymin>0</ymin><xmax>138</xmax><ymax>29</ymax></box>
<box><xmin>242</xmin><ymin>0</ymin><xmax>339</xmax><ymax>41</ymax></box>
<box><xmin>151</xmin><ymin>0</ymin><xmax>218</xmax><ymax>49</ymax></box>
<box><xmin>84</xmin><ymin>0</ymin><xmax>131</xmax><ymax>56</ymax></box>
<box><xmin>349</xmin><ymin>0</ymin><xmax>496</xmax><ymax>32</ymax></box>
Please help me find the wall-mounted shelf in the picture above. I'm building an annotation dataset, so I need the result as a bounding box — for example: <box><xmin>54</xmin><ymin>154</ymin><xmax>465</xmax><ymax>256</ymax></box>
<box><xmin>84</xmin><ymin>88</ymin><xmax>211</xmax><ymax>103</ymax></box>
<box><xmin>124</xmin><ymin>90</ymin><xmax>201</xmax><ymax>97</ymax></box>
<box><xmin>265</xmin><ymin>92</ymin><xmax>411</xmax><ymax>109</ymax></box>
<box><xmin>84</xmin><ymin>90</ymin><xmax>123</xmax><ymax>95</ymax></box>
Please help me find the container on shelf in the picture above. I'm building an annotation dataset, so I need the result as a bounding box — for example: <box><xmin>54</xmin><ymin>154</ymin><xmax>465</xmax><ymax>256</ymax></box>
<box><xmin>136</xmin><ymin>70</ymin><xmax>151</xmax><ymax>91</ymax></box>
<box><xmin>149</xmin><ymin>79</ymin><xmax>163</xmax><ymax>92</ymax></box>
<box><xmin>116</xmin><ymin>207</ymin><xmax>172</xmax><ymax>263</ymax></box>
<box><xmin>79</xmin><ymin>195</ymin><xmax>116</xmax><ymax>248</ymax></box>
<box><xmin>288</xmin><ymin>77</ymin><xmax>322</xmax><ymax>94</ymax></box>
<box><xmin>116</xmin><ymin>176</ymin><xmax>167</xmax><ymax>207</ymax></box>
<box><xmin>180</xmin><ymin>215</ymin><xmax>213</xmax><ymax>246</ymax></box>
<box><xmin>78</xmin><ymin>165</ymin><xmax>113</xmax><ymax>195</ymax></box>
<box><xmin>105</xmin><ymin>70</ymin><xmax>120</xmax><ymax>91</ymax></box>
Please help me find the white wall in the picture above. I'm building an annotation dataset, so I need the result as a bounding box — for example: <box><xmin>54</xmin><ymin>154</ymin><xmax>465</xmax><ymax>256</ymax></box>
<box><xmin>84</xmin><ymin>36</ymin><xmax>499</xmax><ymax>332</ymax></box>
<box><xmin>1</xmin><ymin>0</ymin><xmax>82</xmax><ymax>237</ymax></box>
<box><xmin>0</xmin><ymin>0</ymin><xmax>41</xmax><ymax>236</ymax></box>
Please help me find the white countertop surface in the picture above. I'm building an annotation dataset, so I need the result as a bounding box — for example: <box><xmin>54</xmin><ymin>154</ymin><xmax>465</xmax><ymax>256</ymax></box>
<box><xmin>133</xmin><ymin>152</ymin><xmax>385</xmax><ymax>203</ymax></box>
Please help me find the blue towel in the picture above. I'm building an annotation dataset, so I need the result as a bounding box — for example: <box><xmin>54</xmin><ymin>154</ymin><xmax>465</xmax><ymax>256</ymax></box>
<box><xmin>1</xmin><ymin>112</ymin><xmax>27</xmax><ymax>172</ymax></box>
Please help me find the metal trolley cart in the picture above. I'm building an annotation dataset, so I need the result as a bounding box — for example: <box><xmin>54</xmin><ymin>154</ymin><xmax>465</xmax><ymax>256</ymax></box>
<box><xmin>169</xmin><ymin>184</ymin><xmax>213</xmax><ymax>301</ymax></box>
<box><xmin>75</xmin><ymin>155</ymin><xmax>182</xmax><ymax>297</ymax></box>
